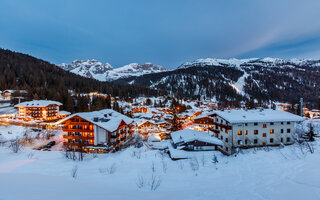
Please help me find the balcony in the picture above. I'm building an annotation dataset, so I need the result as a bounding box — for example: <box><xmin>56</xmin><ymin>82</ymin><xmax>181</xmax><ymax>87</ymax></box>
<box><xmin>63</xmin><ymin>128</ymin><xmax>94</xmax><ymax>133</ymax></box>
<box><xmin>63</xmin><ymin>135</ymin><xmax>94</xmax><ymax>140</ymax></box>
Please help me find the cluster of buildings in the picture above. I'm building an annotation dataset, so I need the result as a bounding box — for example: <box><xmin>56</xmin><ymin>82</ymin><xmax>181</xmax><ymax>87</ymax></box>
<box><xmin>0</xmin><ymin>95</ymin><xmax>308</xmax><ymax>156</ymax></box>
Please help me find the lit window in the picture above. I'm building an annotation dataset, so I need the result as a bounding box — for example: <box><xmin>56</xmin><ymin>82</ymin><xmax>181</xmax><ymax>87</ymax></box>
<box><xmin>254</xmin><ymin>130</ymin><xmax>258</xmax><ymax>135</ymax></box>
<box><xmin>270</xmin><ymin>138</ymin><xmax>274</xmax><ymax>143</ymax></box>
<box><xmin>245</xmin><ymin>130</ymin><xmax>248</xmax><ymax>135</ymax></box>
<box><xmin>263</xmin><ymin>133</ymin><xmax>266</xmax><ymax>137</ymax></box>
<box><xmin>263</xmin><ymin>124</ymin><xmax>267</xmax><ymax>128</ymax></box>
<box><xmin>270</xmin><ymin>129</ymin><xmax>274</xmax><ymax>134</ymax></box>
<box><xmin>238</xmin><ymin>130</ymin><xmax>242</xmax><ymax>135</ymax></box>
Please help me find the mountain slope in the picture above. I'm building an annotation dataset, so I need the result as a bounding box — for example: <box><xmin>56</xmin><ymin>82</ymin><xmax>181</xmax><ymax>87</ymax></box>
<box><xmin>115</xmin><ymin>58</ymin><xmax>320</xmax><ymax>106</ymax></box>
<box><xmin>0</xmin><ymin>49</ymin><xmax>163</xmax><ymax>104</ymax></box>
<box><xmin>59</xmin><ymin>60</ymin><xmax>167</xmax><ymax>81</ymax></box>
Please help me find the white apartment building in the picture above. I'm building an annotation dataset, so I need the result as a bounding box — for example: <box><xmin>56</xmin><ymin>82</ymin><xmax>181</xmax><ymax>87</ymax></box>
<box><xmin>210</xmin><ymin>109</ymin><xmax>304</xmax><ymax>155</ymax></box>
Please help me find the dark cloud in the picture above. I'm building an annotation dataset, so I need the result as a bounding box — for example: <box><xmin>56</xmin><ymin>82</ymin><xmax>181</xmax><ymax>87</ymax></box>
<box><xmin>0</xmin><ymin>0</ymin><xmax>319</xmax><ymax>68</ymax></box>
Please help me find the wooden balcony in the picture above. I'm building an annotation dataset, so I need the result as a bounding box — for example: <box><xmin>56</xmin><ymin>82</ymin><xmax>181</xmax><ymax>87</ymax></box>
<box><xmin>68</xmin><ymin>122</ymin><xmax>92</xmax><ymax>125</ymax></box>
<box><xmin>63</xmin><ymin>135</ymin><xmax>94</xmax><ymax>140</ymax></box>
<box><xmin>63</xmin><ymin>128</ymin><xmax>94</xmax><ymax>133</ymax></box>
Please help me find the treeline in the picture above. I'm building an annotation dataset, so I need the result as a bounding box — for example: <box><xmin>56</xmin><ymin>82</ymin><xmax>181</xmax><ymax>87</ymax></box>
<box><xmin>115</xmin><ymin>66</ymin><xmax>246</xmax><ymax>107</ymax></box>
<box><xmin>0</xmin><ymin>48</ymin><xmax>164</xmax><ymax>112</ymax></box>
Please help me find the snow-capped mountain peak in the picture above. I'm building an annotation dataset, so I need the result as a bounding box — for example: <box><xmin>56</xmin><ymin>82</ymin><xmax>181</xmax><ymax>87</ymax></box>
<box><xmin>59</xmin><ymin>60</ymin><xmax>166</xmax><ymax>82</ymax></box>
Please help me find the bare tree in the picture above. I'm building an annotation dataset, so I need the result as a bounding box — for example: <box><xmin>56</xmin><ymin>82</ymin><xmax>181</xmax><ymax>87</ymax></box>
<box><xmin>201</xmin><ymin>154</ymin><xmax>206</xmax><ymax>167</ymax></box>
<box><xmin>27</xmin><ymin>152</ymin><xmax>34</xmax><ymax>159</ymax></box>
<box><xmin>177</xmin><ymin>160</ymin><xmax>184</xmax><ymax>170</ymax></box>
<box><xmin>161</xmin><ymin>160</ymin><xmax>167</xmax><ymax>173</ymax></box>
<box><xmin>106</xmin><ymin>163</ymin><xmax>117</xmax><ymax>174</ymax></box>
<box><xmin>136</xmin><ymin>175</ymin><xmax>145</xmax><ymax>189</ymax></box>
<box><xmin>151</xmin><ymin>161</ymin><xmax>156</xmax><ymax>173</ymax></box>
<box><xmin>71</xmin><ymin>165</ymin><xmax>78</xmax><ymax>179</ymax></box>
<box><xmin>9</xmin><ymin>138</ymin><xmax>22</xmax><ymax>153</ymax></box>
<box><xmin>189</xmin><ymin>157</ymin><xmax>199</xmax><ymax>175</ymax></box>
<box><xmin>149</xmin><ymin>174</ymin><xmax>162</xmax><ymax>191</ymax></box>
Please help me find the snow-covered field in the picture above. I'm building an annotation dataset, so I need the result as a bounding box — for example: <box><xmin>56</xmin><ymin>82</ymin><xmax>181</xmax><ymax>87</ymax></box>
<box><xmin>0</xmin><ymin>121</ymin><xmax>319</xmax><ymax>200</ymax></box>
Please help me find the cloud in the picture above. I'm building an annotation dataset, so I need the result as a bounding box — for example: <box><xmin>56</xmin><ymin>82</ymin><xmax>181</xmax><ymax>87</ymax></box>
<box><xmin>0</xmin><ymin>0</ymin><xmax>320</xmax><ymax>68</ymax></box>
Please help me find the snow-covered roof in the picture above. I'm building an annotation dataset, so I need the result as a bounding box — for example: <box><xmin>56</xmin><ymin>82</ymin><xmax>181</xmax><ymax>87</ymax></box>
<box><xmin>3</xmin><ymin>90</ymin><xmax>27</xmax><ymax>94</ymax></box>
<box><xmin>170</xmin><ymin>129</ymin><xmax>223</xmax><ymax>146</ymax></box>
<box><xmin>193</xmin><ymin>113</ymin><xmax>212</xmax><ymax>120</ymax></box>
<box><xmin>15</xmin><ymin>100</ymin><xmax>62</xmax><ymax>107</ymax></box>
<box><xmin>58</xmin><ymin>109</ymin><xmax>134</xmax><ymax>132</ymax></box>
<box><xmin>58</xmin><ymin>111</ymin><xmax>71</xmax><ymax>115</ymax></box>
<box><xmin>212</xmin><ymin>109</ymin><xmax>304</xmax><ymax>123</ymax></box>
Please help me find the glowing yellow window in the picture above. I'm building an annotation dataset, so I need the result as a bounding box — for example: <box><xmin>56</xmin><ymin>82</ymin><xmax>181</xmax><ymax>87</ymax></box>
<box><xmin>245</xmin><ymin>130</ymin><xmax>248</xmax><ymax>135</ymax></box>
<box><xmin>263</xmin><ymin>124</ymin><xmax>267</xmax><ymax>128</ymax></box>
<box><xmin>238</xmin><ymin>130</ymin><xmax>242</xmax><ymax>135</ymax></box>
<box><xmin>270</xmin><ymin>129</ymin><xmax>274</xmax><ymax>134</ymax></box>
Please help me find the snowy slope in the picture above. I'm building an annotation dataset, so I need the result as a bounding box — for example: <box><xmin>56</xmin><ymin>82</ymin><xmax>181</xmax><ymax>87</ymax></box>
<box><xmin>0</xmin><ymin>120</ymin><xmax>320</xmax><ymax>200</ymax></box>
<box><xmin>59</xmin><ymin>60</ymin><xmax>166</xmax><ymax>82</ymax></box>
<box><xmin>105</xmin><ymin>63</ymin><xmax>167</xmax><ymax>81</ymax></box>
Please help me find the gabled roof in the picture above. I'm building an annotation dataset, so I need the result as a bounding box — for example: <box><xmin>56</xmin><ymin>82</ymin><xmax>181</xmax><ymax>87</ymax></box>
<box><xmin>212</xmin><ymin>109</ymin><xmax>304</xmax><ymax>123</ymax></box>
<box><xmin>170</xmin><ymin>129</ymin><xmax>223</xmax><ymax>146</ymax></box>
<box><xmin>3</xmin><ymin>90</ymin><xmax>27</xmax><ymax>94</ymax></box>
<box><xmin>57</xmin><ymin>109</ymin><xmax>134</xmax><ymax>132</ymax></box>
<box><xmin>15</xmin><ymin>100</ymin><xmax>62</xmax><ymax>107</ymax></box>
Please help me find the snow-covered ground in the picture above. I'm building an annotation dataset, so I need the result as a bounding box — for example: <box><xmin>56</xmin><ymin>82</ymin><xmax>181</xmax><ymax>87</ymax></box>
<box><xmin>0</xmin><ymin>121</ymin><xmax>319</xmax><ymax>200</ymax></box>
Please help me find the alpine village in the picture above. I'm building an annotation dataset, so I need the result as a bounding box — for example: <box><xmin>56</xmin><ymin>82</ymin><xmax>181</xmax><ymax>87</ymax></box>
<box><xmin>1</xmin><ymin>2</ymin><xmax>320</xmax><ymax>199</ymax></box>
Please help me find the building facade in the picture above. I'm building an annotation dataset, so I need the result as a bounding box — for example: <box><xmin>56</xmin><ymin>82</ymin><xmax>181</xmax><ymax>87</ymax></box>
<box><xmin>15</xmin><ymin>100</ymin><xmax>62</xmax><ymax>121</ymax></box>
<box><xmin>58</xmin><ymin>109</ymin><xmax>134</xmax><ymax>153</ymax></box>
<box><xmin>210</xmin><ymin>109</ymin><xmax>304</xmax><ymax>155</ymax></box>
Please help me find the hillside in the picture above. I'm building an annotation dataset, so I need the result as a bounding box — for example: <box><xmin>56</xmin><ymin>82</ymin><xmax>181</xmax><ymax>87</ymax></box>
<box><xmin>115</xmin><ymin>58</ymin><xmax>320</xmax><ymax>107</ymax></box>
<box><xmin>0</xmin><ymin>49</ymin><xmax>163</xmax><ymax>108</ymax></box>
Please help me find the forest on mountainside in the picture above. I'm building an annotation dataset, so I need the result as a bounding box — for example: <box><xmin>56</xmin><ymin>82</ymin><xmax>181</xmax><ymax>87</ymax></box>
<box><xmin>0</xmin><ymin>48</ymin><xmax>164</xmax><ymax>112</ymax></box>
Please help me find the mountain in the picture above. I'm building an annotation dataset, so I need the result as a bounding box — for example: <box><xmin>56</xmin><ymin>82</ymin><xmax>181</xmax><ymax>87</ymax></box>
<box><xmin>0</xmin><ymin>48</ymin><xmax>163</xmax><ymax>110</ymax></box>
<box><xmin>59</xmin><ymin>60</ymin><xmax>167</xmax><ymax>81</ymax></box>
<box><xmin>115</xmin><ymin>58</ymin><xmax>320</xmax><ymax>107</ymax></box>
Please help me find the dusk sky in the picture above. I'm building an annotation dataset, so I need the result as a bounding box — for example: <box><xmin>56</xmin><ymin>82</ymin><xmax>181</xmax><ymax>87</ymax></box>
<box><xmin>0</xmin><ymin>0</ymin><xmax>320</xmax><ymax>68</ymax></box>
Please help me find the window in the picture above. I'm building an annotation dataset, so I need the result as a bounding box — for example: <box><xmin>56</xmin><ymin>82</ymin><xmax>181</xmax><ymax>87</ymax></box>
<box><xmin>270</xmin><ymin>138</ymin><xmax>274</xmax><ymax>143</ymax></box>
<box><xmin>254</xmin><ymin>139</ymin><xmax>258</xmax><ymax>144</ymax></box>
<box><xmin>188</xmin><ymin>145</ymin><xmax>194</xmax><ymax>150</ymax></box>
<box><xmin>270</xmin><ymin>122</ymin><xmax>274</xmax><ymax>125</ymax></box>
<box><xmin>221</xmin><ymin>135</ymin><xmax>223</xmax><ymax>140</ymax></box>
<box><xmin>226</xmin><ymin>129</ymin><xmax>228</xmax><ymax>134</ymax></box>
<box><xmin>263</xmin><ymin>133</ymin><xmax>266</xmax><ymax>137</ymax></box>
<box><xmin>238</xmin><ymin>140</ymin><xmax>241</xmax><ymax>145</ymax></box>
<box><xmin>287</xmin><ymin>122</ymin><xmax>291</xmax><ymax>124</ymax></box>
<box><xmin>263</xmin><ymin>124</ymin><xmax>267</xmax><ymax>128</ymax></box>
<box><xmin>226</xmin><ymin>147</ymin><xmax>228</xmax><ymax>151</ymax></box>
<box><xmin>254</xmin><ymin>130</ymin><xmax>258</xmax><ymax>135</ymax></box>
<box><xmin>281</xmin><ymin>138</ymin><xmax>283</xmax><ymax>143</ymax></box>
<box><xmin>287</xmin><ymin>129</ymin><xmax>291</xmax><ymax>133</ymax></box>
<box><xmin>245</xmin><ymin>139</ymin><xmax>248</xmax><ymax>145</ymax></box>
<box><xmin>221</xmin><ymin>119</ymin><xmax>223</xmax><ymax>123</ymax></box>
<box><xmin>254</xmin><ymin>123</ymin><xmax>258</xmax><ymax>126</ymax></box>
<box><xmin>281</xmin><ymin>122</ymin><xmax>284</xmax><ymax>125</ymax></box>
<box><xmin>238</xmin><ymin>130</ymin><xmax>242</xmax><ymax>135</ymax></box>
<box><xmin>245</xmin><ymin>130</ymin><xmax>248</xmax><ymax>135</ymax></box>
<box><xmin>225</xmin><ymin>138</ymin><xmax>228</xmax><ymax>143</ymax></box>
<box><xmin>281</xmin><ymin>129</ymin><xmax>284</xmax><ymax>133</ymax></box>
<box><xmin>270</xmin><ymin>129</ymin><xmax>274</xmax><ymax>134</ymax></box>
<box><xmin>287</xmin><ymin>137</ymin><xmax>291</xmax><ymax>142</ymax></box>
<box><xmin>262</xmin><ymin>142</ymin><xmax>266</xmax><ymax>146</ymax></box>
<box><xmin>245</xmin><ymin>123</ymin><xmax>248</xmax><ymax>126</ymax></box>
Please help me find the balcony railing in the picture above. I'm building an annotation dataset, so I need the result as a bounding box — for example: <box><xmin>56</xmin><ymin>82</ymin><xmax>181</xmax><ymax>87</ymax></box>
<box><xmin>63</xmin><ymin>128</ymin><xmax>94</xmax><ymax>133</ymax></box>
<box><xmin>63</xmin><ymin>135</ymin><xmax>94</xmax><ymax>140</ymax></box>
